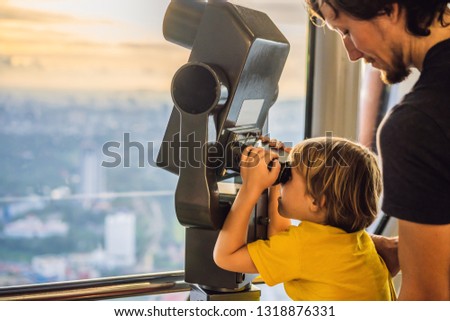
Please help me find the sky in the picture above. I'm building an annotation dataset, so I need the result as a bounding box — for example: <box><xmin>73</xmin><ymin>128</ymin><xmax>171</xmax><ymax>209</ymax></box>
<box><xmin>0</xmin><ymin>0</ymin><xmax>179</xmax><ymax>92</ymax></box>
<box><xmin>0</xmin><ymin>0</ymin><xmax>307</xmax><ymax>96</ymax></box>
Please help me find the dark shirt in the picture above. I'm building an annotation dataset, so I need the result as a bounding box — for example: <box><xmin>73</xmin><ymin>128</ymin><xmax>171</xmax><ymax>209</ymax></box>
<box><xmin>378</xmin><ymin>38</ymin><xmax>450</xmax><ymax>225</ymax></box>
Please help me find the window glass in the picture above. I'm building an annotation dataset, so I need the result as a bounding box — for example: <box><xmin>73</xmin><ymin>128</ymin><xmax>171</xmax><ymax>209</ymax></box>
<box><xmin>0</xmin><ymin>0</ymin><xmax>307</xmax><ymax>300</ymax></box>
<box><xmin>232</xmin><ymin>0</ymin><xmax>307</xmax><ymax>144</ymax></box>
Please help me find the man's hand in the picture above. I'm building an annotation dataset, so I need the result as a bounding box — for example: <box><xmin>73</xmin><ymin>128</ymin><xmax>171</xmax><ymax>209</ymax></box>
<box><xmin>371</xmin><ymin>234</ymin><xmax>400</xmax><ymax>277</ymax></box>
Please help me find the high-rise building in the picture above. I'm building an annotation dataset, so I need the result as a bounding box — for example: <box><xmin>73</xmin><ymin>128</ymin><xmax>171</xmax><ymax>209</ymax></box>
<box><xmin>104</xmin><ymin>212</ymin><xmax>136</xmax><ymax>268</ymax></box>
<box><xmin>81</xmin><ymin>146</ymin><xmax>105</xmax><ymax>196</ymax></box>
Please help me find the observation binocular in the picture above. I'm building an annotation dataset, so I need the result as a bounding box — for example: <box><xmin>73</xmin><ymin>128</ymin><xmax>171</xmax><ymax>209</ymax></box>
<box><xmin>225</xmin><ymin>140</ymin><xmax>292</xmax><ymax>185</ymax></box>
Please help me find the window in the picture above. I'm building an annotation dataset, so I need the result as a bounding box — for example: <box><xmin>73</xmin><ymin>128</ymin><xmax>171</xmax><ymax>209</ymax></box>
<box><xmin>0</xmin><ymin>0</ymin><xmax>307</xmax><ymax>300</ymax></box>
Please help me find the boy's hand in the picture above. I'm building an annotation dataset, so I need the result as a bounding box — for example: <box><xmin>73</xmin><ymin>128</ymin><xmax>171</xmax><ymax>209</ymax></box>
<box><xmin>240</xmin><ymin>146</ymin><xmax>280</xmax><ymax>193</ymax></box>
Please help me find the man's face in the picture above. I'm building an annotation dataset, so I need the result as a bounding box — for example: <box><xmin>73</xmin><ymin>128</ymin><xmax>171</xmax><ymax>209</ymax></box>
<box><xmin>320</xmin><ymin>2</ymin><xmax>411</xmax><ymax>84</ymax></box>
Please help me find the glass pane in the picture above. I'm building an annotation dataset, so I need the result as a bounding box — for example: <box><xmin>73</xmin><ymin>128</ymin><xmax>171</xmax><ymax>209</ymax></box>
<box><xmin>233</xmin><ymin>0</ymin><xmax>307</xmax><ymax>144</ymax></box>
<box><xmin>0</xmin><ymin>0</ymin><xmax>307</xmax><ymax>300</ymax></box>
<box><xmin>0</xmin><ymin>0</ymin><xmax>183</xmax><ymax>286</ymax></box>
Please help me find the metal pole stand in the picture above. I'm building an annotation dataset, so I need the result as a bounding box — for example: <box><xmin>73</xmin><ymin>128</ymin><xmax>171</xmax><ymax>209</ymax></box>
<box><xmin>189</xmin><ymin>284</ymin><xmax>261</xmax><ymax>301</ymax></box>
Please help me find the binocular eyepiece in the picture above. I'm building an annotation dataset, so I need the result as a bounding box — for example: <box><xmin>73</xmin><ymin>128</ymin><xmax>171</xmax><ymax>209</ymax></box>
<box><xmin>225</xmin><ymin>140</ymin><xmax>292</xmax><ymax>185</ymax></box>
<box><xmin>269</xmin><ymin>159</ymin><xmax>292</xmax><ymax>185</ymax></box>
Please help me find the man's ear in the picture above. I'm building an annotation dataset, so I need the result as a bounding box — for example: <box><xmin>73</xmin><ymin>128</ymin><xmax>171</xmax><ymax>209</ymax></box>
<box><xmin>384</xmin><ymin>3</ymin><xmax>402</xmax><ymax>24</ymax></box>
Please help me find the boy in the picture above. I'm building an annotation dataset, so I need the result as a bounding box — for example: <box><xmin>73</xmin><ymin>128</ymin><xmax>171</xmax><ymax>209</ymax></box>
<box><xmin>214</xmin><ymin>137</ymin><xmax>395</xmax><ymax>300</ymax></box>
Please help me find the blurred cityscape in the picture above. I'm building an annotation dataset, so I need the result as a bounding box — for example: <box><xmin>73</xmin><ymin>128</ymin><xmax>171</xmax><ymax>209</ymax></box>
<box><xmin>0</xmin><ymin>89</ymin><xmax>183</xmax><ymax>286</ymax></box>
<box><xmin>0</xmin><ymin>89</ymin><xmax>303</xmax><ymax>293</ymax></box>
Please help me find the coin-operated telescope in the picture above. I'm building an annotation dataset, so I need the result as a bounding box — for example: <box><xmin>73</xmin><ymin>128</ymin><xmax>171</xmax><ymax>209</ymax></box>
<box><xmin>157</xmin><ymin>0</ymin><xmax>289</xmax><ymax>300</ymax></box>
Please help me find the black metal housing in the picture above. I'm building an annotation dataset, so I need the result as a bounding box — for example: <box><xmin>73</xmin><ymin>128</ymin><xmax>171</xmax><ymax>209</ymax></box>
<box><xmin>157</xmin><ymin>0</ymin><xmax>289</xmax><ymax>291</ymax></box>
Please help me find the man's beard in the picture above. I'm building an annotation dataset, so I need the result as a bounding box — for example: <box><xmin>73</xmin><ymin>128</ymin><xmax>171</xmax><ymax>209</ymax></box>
<box><xmin>379</xmin><ymin>47</ymin><xmax>411</xmax><ymax>85</ymax></box>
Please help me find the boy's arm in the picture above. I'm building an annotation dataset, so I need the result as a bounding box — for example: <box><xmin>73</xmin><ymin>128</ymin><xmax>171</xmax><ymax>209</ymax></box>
<box><xmin>213</xmin><ymin>185</ymin><xmax>260</xmax><ymax>273</ymax></box>
<box><xmin>213</xmin><ymin>147</ymin><xmax>280</xmax><ymax>273</ymax></box>
<box><xmin>268</xmin><ymin>185</ymin><xmax>292</xmax><ymax>237</ymax></box>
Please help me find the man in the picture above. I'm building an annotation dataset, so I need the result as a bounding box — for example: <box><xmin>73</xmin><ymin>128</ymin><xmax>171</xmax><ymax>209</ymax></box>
<box><xmin>304</xmin><ymin>0</ymin><xmax>450</xmax><ymax>300</ymax></box>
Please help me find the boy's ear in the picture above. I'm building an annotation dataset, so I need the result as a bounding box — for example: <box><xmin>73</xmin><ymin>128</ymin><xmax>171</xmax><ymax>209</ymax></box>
<box><xmin>309</xmin><ymin>195</ymin><xmax>326</xmax><ymax>213</ymax></box>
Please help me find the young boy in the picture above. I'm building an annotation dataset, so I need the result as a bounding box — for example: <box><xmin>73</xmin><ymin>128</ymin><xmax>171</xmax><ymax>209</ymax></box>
<box><xmin>214</xmin><ymin>137</ymin><xmax>396</xmax><ymax>300</ymax></box>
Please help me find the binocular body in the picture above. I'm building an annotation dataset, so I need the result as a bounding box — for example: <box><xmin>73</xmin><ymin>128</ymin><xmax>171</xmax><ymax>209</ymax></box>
<box><xmin>157</xmin><ymin>1</ymin><xmax>290</xmax><ymax>293</ymax></box>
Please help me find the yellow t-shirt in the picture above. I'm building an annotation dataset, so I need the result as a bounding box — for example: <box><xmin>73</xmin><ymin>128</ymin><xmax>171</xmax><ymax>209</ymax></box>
<box><xmin>247</xmin><ymin>221</ymin><xmax>396</xmax><ymax>300</ymax></box>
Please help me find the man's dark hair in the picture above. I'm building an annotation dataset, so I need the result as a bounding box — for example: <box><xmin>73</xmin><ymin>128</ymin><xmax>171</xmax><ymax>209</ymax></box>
<box><xmin>305</xmin><ymin>0</ymin><xmax>450</xmax><ymax>36</ymax></box>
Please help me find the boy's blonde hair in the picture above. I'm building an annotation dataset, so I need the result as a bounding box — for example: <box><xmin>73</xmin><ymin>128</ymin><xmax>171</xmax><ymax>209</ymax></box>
<box><xmin>289</xmin><ymin>136</ymin><xmax>382</xmax><ymax>233</ymax></box>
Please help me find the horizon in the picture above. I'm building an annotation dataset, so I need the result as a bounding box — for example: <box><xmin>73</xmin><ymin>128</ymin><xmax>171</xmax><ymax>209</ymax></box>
<box><xmin>0</xmin><ymin>0</ymin><xmax>306</xmax><ymax>98</ymax></box>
